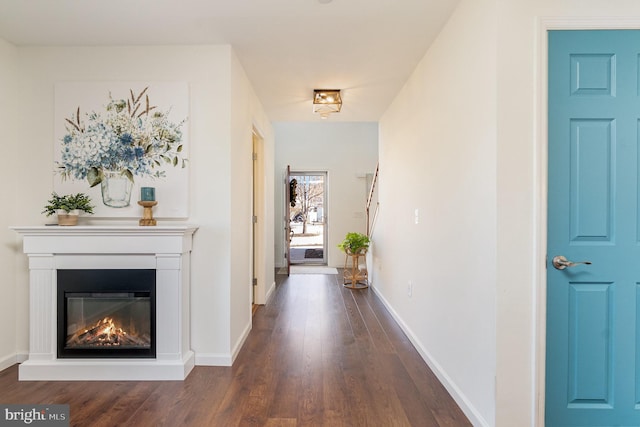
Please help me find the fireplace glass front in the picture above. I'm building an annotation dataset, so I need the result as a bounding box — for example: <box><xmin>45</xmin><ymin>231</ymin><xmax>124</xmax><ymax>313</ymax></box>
<box><xmin>57</xmin><ymin>269</ymin><xmax>156</xmax><ymax>358</ymax></box>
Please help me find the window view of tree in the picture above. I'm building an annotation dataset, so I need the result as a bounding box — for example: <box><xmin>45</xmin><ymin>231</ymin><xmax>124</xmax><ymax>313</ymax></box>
<box><xmin>289</xmin><ymin>173</ymin><xmax>326</xmax><ymax>265</ymax></box>
<box><xmin>290</xmin><ymin>175</ymin><xmax>324</xmax><ymax>234</ymax></box>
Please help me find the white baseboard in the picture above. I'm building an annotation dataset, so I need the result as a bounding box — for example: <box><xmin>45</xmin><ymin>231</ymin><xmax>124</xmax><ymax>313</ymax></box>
<box><xmin>200</xmin><ymin>283</ymin><xmax>275</xmax><ymax>368</ymax></box>
<box><xmin>194</xmin><ymin>353</ymin><xmax>232</xmax><ymax>366</ymax></box>
<box><xmin>231</xmin><ymin>321</ymin><xmax>252</xmax><ymax>363</ymax></box>
<box><xmin>194</xmin><ymin>320</ymin><xmax>251</xmax><ymax>368</ymax></box>
<box><xmin>264</xmin><ymin>281</ymin><xmax>276</xmax><ymax>303</ymax></box>
<box><xmin>370</xmin><ymin>286</ymin><xmax>490</xmax><ymax>427</ymax></box>
<box><xmin>0</xmin><ymin>353</ymin><xmax>18</xmax><ymax>373</ymax></box>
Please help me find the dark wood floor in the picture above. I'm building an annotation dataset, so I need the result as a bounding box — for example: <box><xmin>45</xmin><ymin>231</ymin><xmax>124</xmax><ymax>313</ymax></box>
<box><xmin>0</xmin><ymin>272</ymin><xmax>471</xmax><ymax>426</ymax></box>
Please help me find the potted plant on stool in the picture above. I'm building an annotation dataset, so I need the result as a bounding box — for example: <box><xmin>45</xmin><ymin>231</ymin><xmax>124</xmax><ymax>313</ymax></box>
<box><xmin>338</xmin><ymin>232</ymin><xmax>370</xmax><ymax>289</ymax></box>
<box><xmin>338</xmin><ymin>232</ymin><xmax>370</xmax><ymax>255</ymax></box>
<box><xmin>42</xmin><ymin>192</ymin><xmax>95</xmax><ymax>226</ymax></box>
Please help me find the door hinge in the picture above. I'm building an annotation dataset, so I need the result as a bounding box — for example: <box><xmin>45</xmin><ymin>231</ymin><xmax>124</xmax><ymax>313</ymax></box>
<box><xmin>253</xmin><ymin>278</ymin><xmax>257</xmax><ymax>287</ymax></box>
<box><xmin>252</xmin><ymin>215</ymin><xmax>258</xmax><ymax>224</ymax></box>
<box><xmin>252</xmin><ymin>153</ymin><xmax>257</xmax><ymax>161</ymax></box>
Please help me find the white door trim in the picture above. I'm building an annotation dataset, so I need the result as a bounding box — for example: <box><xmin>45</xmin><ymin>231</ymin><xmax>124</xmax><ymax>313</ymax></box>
<box><xmin>534</xmin><ymin>17</ymin><xmax>640</xmax><ymax>427</ymax></box>
<box><xmin>252</xmin><ymin>127</ymin><xmax>267</xmax><ymax>305</ymax></box>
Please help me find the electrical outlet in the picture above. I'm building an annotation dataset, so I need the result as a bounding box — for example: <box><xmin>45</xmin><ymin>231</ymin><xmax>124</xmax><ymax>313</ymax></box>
<box><xmin>408</xmin><ymin>280</ymin><xmax>413</xmax><ymax>297</ymax></box>
<box><xmin>414</xmin><ymin>208</ymin><xmax>419</xmax><ymax>224</ymax></box>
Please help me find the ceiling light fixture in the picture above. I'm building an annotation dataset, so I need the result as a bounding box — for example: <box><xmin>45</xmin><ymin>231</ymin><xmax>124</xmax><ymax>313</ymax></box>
<box><xmin>313</xmin><ymin>89</ymin><xmax>342</xmax><ymax>119</ymax></box>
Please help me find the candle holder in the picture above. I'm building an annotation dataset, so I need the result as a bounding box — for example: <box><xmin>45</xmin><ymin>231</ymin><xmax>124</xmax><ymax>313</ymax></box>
<box><xmin>138</xmin><ymin>201</ymin><xmax>158</xmax><ymax>226</ymax></box>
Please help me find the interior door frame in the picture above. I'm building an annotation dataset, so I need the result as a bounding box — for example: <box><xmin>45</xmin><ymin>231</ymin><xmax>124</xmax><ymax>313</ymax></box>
<box><xmin>535</xmin><ymin>18</ymin><xmax>640</xmax><ymax>426</ymax></box>
<box><xmin>252</xmin><ymin>128</ymin><xmax>266</xmax><ymax>304</ymax></box>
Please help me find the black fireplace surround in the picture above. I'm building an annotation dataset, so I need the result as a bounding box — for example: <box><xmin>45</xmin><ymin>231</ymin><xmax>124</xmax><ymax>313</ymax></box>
<box><xmin>57</xmin><ymin>269</ymin><xmax>156</xmax><ymax>359</ymax></box>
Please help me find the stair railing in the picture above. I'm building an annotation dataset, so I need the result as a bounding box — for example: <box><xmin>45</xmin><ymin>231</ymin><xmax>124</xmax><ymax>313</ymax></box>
<box><xmin>366</xmin><ymin>163</ymin><xmax>379</xmax><ymax>237</ymax></box>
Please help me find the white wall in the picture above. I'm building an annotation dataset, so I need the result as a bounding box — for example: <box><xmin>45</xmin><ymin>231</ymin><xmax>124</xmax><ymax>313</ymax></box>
<box><xmin>6</xmin><ymin>44</ymin><xmax>273</xmax><ymax>366</ymax></box>
<box><xmin>0</xmin><ymin>38</ymin><xmax>19</xmax><ymax>370</ymax></box>
<box><xmin>495</xmin><ymin>2</ymin><xmax>536</xmax><ymax>425</ymax></box>
<box><xmin>377</xmin><ymin>0</ymin><xmax>497</xmax><ymax>425</ymax></box>
<box><xmin>273</xmin><ymin>122</ymin><xmax>378</xmax><ymax>268</ymax></box>
<box><xmin>229</xmin><ymin>50</ymin><xmax>275</xmax><ymax>357</ymax></box>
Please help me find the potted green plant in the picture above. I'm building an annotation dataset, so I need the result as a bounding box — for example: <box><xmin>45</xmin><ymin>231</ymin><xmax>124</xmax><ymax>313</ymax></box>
<box><xmin>338</xmin><ymin>232</ymin><xmax>370</xmax><ymax>255</ymax></box>
<box><xmin>42</xmin><ymin>192</ymin><xmax>95</xmax><ymax>226</ymax></box>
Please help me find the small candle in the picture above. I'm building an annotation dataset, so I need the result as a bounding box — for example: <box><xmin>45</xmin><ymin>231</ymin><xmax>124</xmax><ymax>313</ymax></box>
<box><xmin>141</xmin><ymin>187</ymin><xmax>155</xmax><ymax>201</ymax></box>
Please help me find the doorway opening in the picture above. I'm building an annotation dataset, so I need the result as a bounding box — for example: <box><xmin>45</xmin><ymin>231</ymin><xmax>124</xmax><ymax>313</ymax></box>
<box><xmin>289</xmin><ymin>172</ymin><xmax>327</xmax><ymax>265</ymax></box>
<box><xmin>252</xmin><ymin>129</ymin><xmax>265</xmax><ymax>309</ymax></box>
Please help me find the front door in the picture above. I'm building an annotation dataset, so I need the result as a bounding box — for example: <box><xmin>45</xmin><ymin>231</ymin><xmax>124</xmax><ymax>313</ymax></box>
<box><xmin>547</xmin><ymin>30</ymin><xmax>640</xmax><ymax>426</ymax></box>
<box><xmin>285</xmin><ymin>165</ymin><xmax>292</xmax><ymax>276</ymax></box>
<box><xmin>288</xmin><ymin>171</ymin><xmax>327</xmax><ymax>266</ymax></box>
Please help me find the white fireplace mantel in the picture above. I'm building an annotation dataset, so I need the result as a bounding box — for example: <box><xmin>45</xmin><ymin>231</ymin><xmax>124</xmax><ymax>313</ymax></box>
<box><xmin>11</xmin><ymin>225</ymin><xmax>197</xmax><ymax>381</ymax></box>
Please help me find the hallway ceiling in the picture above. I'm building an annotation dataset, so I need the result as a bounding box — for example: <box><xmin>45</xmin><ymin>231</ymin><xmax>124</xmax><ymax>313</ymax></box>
<box><xmin>0</xmin><ymin>0</ymin><xmax>459</xmax><ymax>122</ymax></box>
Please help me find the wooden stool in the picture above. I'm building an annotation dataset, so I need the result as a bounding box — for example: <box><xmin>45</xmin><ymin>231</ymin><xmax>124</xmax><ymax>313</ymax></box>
<box><xmin>343</xmin><ymin>250</ymin><xmax>368</xmax><ymax>289</ymax></box>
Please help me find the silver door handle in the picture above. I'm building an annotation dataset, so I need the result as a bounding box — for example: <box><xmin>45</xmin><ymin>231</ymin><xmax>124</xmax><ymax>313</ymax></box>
<box><xmin>552</xmin><ymin>255</ymin><xmax>592</xmax><ymax>270</ymax></box>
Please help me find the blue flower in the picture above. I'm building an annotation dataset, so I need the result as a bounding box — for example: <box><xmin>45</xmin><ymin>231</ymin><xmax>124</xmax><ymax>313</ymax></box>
<box><xmin>119</xmin><ymin>133</ymin><xmax>133</xmax><ymax>145</ymax></box>
<box><xmin>122</xmin><ymin>147</ymin><xmax>136</xmax><ymax>163</ymax></box>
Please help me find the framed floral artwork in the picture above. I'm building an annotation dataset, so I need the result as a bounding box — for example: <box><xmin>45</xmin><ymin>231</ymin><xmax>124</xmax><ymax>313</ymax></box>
<box><xmin>54</xmin><ymin>82</ymin><xmax>189</xmax><ymax>218</ymax></box>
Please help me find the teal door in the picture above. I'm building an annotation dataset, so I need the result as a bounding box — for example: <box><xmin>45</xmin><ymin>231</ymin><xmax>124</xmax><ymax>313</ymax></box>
<box><xmin>547</xmin><ymin>30</ymin><xmax>640</xmax><ymax>426</ymax></box>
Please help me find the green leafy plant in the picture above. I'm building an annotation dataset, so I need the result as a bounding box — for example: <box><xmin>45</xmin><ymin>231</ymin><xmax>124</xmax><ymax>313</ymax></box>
<box><xmin>338</xmin><ymin>232</ymin><xmax>370</xmax><ymax>254</ymax></box>
<box><xmin>42</xmin><ymin>192</ymin><xmax>95</xmax><ymax>217</ymax></box>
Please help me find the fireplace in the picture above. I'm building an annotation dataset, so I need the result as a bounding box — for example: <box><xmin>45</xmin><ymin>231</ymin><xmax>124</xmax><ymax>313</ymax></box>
<box><xmin>57</xmin><ymin>269</ymin><xmax>156</xmax><ymax>359</ymax></box>
<box><xmin>12</xmin><ymin>225</ymin><xmax>197</xmax><ymax>381</ymax></box>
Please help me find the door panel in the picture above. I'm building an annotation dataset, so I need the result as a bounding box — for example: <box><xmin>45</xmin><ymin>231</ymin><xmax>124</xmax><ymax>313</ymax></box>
<box><xmin>567</xmin><ymin>282</ymin><xmax>613</xmax><ymax>407</ymax></box>
<box><xmin>569</xmin><ymin>119</ymin><xmax>614</xmax><ymax>241</ymax></box>
<box><xmin>547</xmin><ymin>30</ymin><xmax>640</xmax><ymax>426</ymax></box>
<box><xmin>285</xmin><ymin>165</ymin><xmax>291</xmax><ymax>276</ymax></box>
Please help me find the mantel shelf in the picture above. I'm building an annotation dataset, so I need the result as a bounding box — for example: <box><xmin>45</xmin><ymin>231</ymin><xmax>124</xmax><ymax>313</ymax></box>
<box><xmin>11</xmin><ymin>225</ymin><xmax>198</xmax><ymax>256</ymax></box>
<box><xmin>11</xmin><ymin>225</ymin><xmax>197</xmax><ymax>236</ymax></box>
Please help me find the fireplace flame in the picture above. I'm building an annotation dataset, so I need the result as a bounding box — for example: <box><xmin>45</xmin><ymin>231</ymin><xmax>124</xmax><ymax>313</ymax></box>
<box><xmin>68</xmin><ymin>317</ymin><xmax>148</xmax><ymax>348</ymax></box>
<box><xmin>98</xmin><ymin>317</ymin><xmax>125</xmax><ymax>343</ymax></box>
